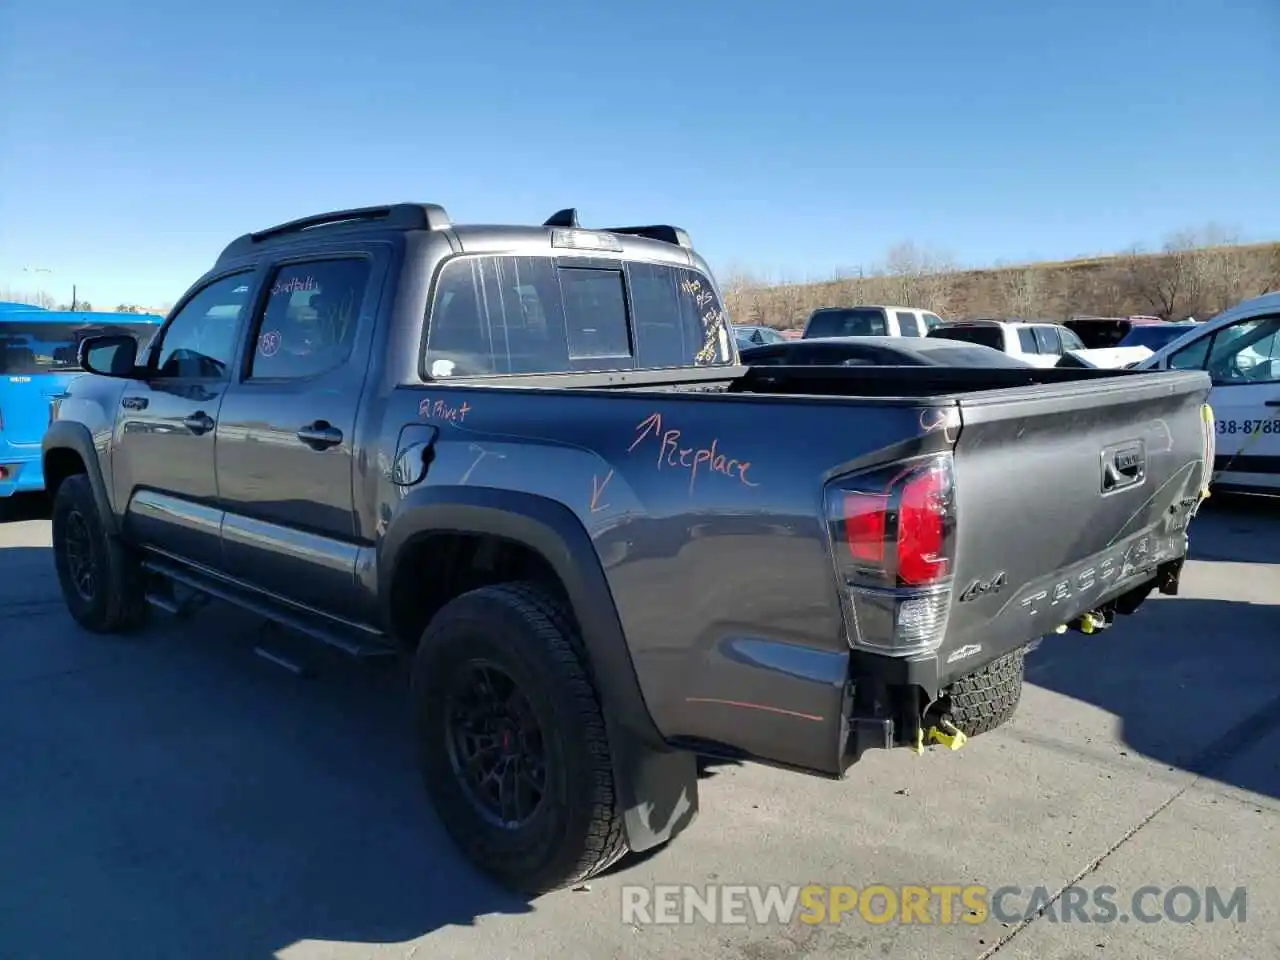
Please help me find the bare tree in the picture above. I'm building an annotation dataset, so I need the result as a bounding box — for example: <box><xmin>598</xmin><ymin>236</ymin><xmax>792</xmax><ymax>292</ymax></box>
<box><xmin>880</xmin><ymin>241</ymin><xmax>956</xmax><ymax>313</ymax></box>
<box><xmin>0</xmin><ymin>287</ymin><xmax>55</xmax><ymax>308</ymax></box>
<box><xmin>994</xmin><ymin>267</ymin><xmax>1046</xmax><ymax>318</ymax></box>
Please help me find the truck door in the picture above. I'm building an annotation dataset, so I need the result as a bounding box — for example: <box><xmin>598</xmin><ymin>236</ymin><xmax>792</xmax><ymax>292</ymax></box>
<box><xmin>111</xmin><ymin>271</ymin><xmax>258</xmax><ymax>569</ymax></box>
<box><xmin>1169</xmin><ymin>311</ymin><xmax>1280</xmax><ymax>490</ymax></box>
<box><xmin>213</xmin><ymin>251</ymin><xmax>388</xmax><ymax>620</ymax></box>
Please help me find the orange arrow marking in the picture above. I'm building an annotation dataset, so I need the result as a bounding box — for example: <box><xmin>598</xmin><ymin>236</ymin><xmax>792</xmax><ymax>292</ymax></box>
<box><xmin>590</xmin><ymin>470</ymin><xmax>614</xmax><ymax>513</ymax></box>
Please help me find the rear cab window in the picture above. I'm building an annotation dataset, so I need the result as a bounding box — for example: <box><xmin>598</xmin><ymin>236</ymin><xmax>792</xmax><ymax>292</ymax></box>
<box><xmin>804</xmin><ymin>308</ymin><xmax>888</xmax><ymax>338</ymax></box>
<box><xmin>421</xmin><ymin>255</ymin><xmax>732</xmax><ymax>378</ymax></box>
<box><xmin>929</xmin><ymin>324</ymin><xmax>1005</xmax><ymax>351</ymax></box>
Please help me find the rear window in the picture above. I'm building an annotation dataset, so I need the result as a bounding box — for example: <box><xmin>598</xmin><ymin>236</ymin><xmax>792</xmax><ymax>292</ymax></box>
<box><xmin>0</xmin><ymin>321</ymin><xmax>158</xmax><ymax>375</ymax></box>
<box><xmin>1063</xmin><ymin>320</ymin><xmax>1130</xmax><ymax>349</ymax></box>
<box><xmin>912</xmin><ymin>344</ymin><xmax>1031</xmax><ymax>367</ymax></box>
<box><xmin>804</xmin><ymin>308</ymin><xmax>888</xmax><ymax>338</ymax></box>
<box><xmin>422</xmin><ymin>255</ymin><xmax>732</xmax><ymax>377</ymax></box>
<box><xmin>928</xmin><ymin>325</ymin><xmax>1004</xmax><ymax>350</ymax></box>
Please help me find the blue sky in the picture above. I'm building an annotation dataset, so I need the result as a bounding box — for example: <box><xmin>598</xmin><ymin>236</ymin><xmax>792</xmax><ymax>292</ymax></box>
<box><xmin>1</xmin><ymin>0</ymin><xmax>1277</xmax><ymax>308</ymax></box>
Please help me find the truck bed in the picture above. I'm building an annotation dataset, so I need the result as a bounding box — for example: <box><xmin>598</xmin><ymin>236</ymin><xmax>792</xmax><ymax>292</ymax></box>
<box><xmin>388</xmin><ymin>362</ymin><xmax>1211</xmax><ymax>776</ymax></box>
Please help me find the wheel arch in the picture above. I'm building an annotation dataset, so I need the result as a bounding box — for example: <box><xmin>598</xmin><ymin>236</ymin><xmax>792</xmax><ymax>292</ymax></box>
<box><xmin>380</xmin><ymin>485</ymin><xmax>699</xmax><ymax>852</ymax></box>
<box><xmin>42</xmin><ymin>421</ymin><xmax>118</xmax><ymax>535</ymax></box>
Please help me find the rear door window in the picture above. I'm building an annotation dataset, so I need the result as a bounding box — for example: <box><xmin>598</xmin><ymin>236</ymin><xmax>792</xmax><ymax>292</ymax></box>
<box><xmin>896</xmin><ymin>311</ymin><xmax>921</xmax><ymax>337</ymax></box>
<box><xmin>1059</xmin><ymin>327</ymin><xmax>1086</xmax><ymax>352</ymax></box>
<box><xmin>1033</xmin><ymin>326</ymin><xmax>1063</xmax><ymax>355</ymax></box>
<box><xmin>804</xmin><ymin>308</ymin><xmax>888</xmax><ymax>338</ymax></box>
<box><xmin>1017</xmin><ymin>328</ymin><xmax>1039</xmax><ymax>353</ymax></box>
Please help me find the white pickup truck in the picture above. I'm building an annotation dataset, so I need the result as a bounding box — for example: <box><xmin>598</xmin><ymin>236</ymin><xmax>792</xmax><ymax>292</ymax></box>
<box><xmin>1135</xmin><ymin>292</ymin><xmax>1280</xmax><ymax>494</ymax></box>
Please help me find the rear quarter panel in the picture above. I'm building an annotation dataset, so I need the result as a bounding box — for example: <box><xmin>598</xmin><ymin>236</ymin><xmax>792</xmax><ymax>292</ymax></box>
<box><xmin>385</xmin><ymin>384</ymin><xmax>945</xmax><ymax>774</ymax></box>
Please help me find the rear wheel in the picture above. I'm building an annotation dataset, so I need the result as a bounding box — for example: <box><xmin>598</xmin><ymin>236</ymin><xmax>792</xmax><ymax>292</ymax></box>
<box><xmin>51</xmin><ymin>474</ymin><xmax>149</xmax><ymax>633</ymax></box>
<box><xmin>410</xmin><ymin>581</ymin><xmax>627</xmax><ymax>894</ymax></box>
<box><xmin>942</xmin><ymin>647</ymin><xmax>1025</xmax><ymax>737</ymax></box>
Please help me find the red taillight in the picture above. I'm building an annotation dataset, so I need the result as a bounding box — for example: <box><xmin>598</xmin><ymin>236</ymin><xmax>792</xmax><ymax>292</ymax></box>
<box><xmin>897</xmin><ymin>466</ymin><xmax>950</xmax><ymax>585</ymax></box>
<box><xmin>826</xmin><ymin>453</ymin><xmax>956</xmax><ymax>654</ymax></box>
<box><xmin>829</xmin><ymin>454</ymin><xmax>955</xmax><ymax>590</ymax></box>
<box><xmin>843</xmin><ymin>492</ymin><xmax>889</xmax><ymax>564</ymax></box>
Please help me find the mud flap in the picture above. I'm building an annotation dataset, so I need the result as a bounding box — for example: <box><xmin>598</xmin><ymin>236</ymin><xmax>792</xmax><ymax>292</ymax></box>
<box><xmin>612</xmin><ymin>732</ymin><xmax>699</xmax><ymax>853</ymax></box>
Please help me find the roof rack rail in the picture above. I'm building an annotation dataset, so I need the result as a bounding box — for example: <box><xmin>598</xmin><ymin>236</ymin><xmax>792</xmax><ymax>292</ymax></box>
<box><xmin>217</xmin><ymin>202</ymin><xmax>451</xmax><ymax>264</ymax></box>
<box><xmin>540</xmin><ymin>208</ymin><xmax>692</xmax><ymax>249</ymax></box>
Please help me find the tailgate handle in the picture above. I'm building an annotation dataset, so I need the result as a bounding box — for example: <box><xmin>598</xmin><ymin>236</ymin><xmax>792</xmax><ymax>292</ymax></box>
<box><xmin>1266</xmin><ymin>399</ymin><xmax>1280</xmax><ymax>408</ymax></box>
<box><xmin>1101</xmin><ymin>441</ymin><xmax>1146</xmax><ymax>493</ymax></box>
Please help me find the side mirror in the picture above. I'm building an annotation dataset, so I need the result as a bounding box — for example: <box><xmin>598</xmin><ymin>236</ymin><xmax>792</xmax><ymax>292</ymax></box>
<box><xmin>78</xmin><ymin>334</ymin><xmax>141</xmax><ymax>378</ymax></box>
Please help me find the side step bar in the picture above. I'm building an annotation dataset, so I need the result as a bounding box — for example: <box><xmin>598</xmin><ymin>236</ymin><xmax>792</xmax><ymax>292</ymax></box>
<box><xmin>141</xmin><ymin>556</ymin><xmax>399</xmax><ymax>662</ymax></box>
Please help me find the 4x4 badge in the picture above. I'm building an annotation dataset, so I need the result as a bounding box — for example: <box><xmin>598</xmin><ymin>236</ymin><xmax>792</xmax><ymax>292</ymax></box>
<box><xmin>959</xmin><ymin>571</ymin><xmax>1007</xmax><ymax>603</ymax></box>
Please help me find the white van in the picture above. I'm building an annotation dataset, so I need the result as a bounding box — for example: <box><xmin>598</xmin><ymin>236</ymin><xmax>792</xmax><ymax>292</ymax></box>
<box><xmin>801</xmin><ymin>305</ymin><xmax>944</xmax><ymax>339</ymax></box>
<box><xmin>1135</xmin><ymin>292</ymin><xmax>1280</xmax><ymax>493</ymax></box>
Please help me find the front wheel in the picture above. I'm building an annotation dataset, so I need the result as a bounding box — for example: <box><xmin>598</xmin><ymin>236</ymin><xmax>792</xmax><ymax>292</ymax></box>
<box><xmin>410</xmin><ymin>582</ymin><xmax>627</xmax><ymax>894</ymax></box>
<box><xmin>51</xmin><ymin>474</ymin><xmax>149</xmax><ymax>633</ymax></box>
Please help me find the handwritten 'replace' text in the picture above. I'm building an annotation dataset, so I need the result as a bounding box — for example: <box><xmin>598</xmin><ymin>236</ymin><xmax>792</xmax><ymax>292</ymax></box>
<box><xmin>629</xmin><ymin>412</ymin><xmax>758</xmax><ymax>493</ymax></box>
<box><xmin>418</xmin><ymin>397</ymin><xmax>471</xmax><ymax>424</ymax></box>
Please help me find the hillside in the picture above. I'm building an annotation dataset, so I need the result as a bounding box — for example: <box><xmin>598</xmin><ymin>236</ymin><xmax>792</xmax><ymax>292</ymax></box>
<box><xmin>722</xmin><ymin>235</ymin><xmax>1280</xmax><ymax>331</ymax></box>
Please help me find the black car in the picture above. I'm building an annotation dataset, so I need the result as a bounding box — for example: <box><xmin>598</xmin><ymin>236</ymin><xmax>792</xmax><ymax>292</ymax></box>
<box><xmin>739</xmin><ymin>334</ymin><xmax>1034</xmax><ymax>368</ymax></box>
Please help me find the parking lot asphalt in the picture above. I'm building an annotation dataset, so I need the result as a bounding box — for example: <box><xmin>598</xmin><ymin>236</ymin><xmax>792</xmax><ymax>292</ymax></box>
<box><xmin>1</xmin><ymin>493</ymin><xmax>1277</xmax><ymax>960</ymax></box>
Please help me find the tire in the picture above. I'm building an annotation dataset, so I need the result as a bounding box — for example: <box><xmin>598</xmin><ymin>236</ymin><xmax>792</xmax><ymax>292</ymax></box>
<box><xmin>411</xmin><ymin>581</ymin><xmax>628</xmax><ymax>894</ymax></box>
<box><xmin>942</xmin><ymin>646</ymin><xmax>1025</xmax><ymax>737</ymax></box>
<box><xmin>51</xmin><ymin>474</ymin><xmax>150</xmax><ymax>633</ymax></box>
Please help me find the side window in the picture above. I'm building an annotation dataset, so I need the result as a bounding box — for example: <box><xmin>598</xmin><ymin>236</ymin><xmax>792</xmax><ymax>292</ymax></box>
<box><xmin>153</xmin><ymin>273</ymin><xmax>254</xmax><ymax>379</ymax></box>
<box><xmin>248</xmin><ymin>258</ymin><xmax>371</xmax><ymax>380</ymax></box>
<box><xmin>922</xmin><ymin>313</ymin><xmax>942</xmax><ymax>333</ymax></box>
<box><xmin>1168</xmin><ymin>336</ymin><xmax>1210</xmax><ymax>370</ymax></box>
<box><xmin>1059</xmin><ymin>328</ymin><xmax>1086</xmax><ymax>352</ymax></box>
<box><xmin>1034</xmin><ymin>326</ymin><xmax>1062</xmax><ymax>355</ymax></box>
<box><xmin>559</xmin><ymin>267</ymin><xmax>632</xmax><ymax>362</ymax></box>
<box><xmin>1203</xmin><ymin>315</ymin><xmax>1280</xmax><ymax>385</ymax></box>
<box><xmin>896</xmin><ymin>311</ymin><xmax>920</xmax><ymax>337</ymax></box>
<box><xmin>1017</xmin><ymin>328</ymin><xmax>1039</xmax><ymax>353</ymax></box>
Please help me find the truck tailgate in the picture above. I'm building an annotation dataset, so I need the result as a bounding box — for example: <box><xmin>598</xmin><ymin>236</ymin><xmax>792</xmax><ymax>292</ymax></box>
<box><xmin>938</xmin><ymin>370</ymin><xmax>1211</xmax><ymax>679</ymax></box>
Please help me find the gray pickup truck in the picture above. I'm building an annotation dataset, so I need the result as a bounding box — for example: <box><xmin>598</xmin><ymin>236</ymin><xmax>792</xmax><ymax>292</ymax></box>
<box><xmin>43</xmin><ymin>203</ymin><xmax>1214</xmax><ymax>894</ymax></box>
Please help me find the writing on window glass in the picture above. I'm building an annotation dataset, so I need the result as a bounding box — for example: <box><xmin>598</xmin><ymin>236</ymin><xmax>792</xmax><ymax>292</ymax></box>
<box><xmin>271</xmin><ymin>275</ymin><xmax>319</xmax><ymax>297</ymax></box>
<box><xmin>258</xmin><ymin>330</ymin><xmax>282</xmax><ymax>357</ymax></box>
<box><xmin>680</xmin><ymin>276</ymin><xmax>727</xmax><ymax>365</ymax></box>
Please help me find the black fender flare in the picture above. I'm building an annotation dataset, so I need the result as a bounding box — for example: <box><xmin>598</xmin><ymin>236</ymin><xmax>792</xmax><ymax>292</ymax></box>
<box><xmin>380</xmin><ymin>485</ymin><xmax>698</xmax><ymax>852</ymax></box>
<box><xmin>42</xmin><ymin>421</ymin><xmax>119</xmax><ymax>536</ymax></box>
